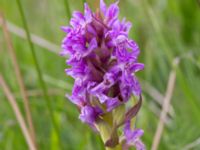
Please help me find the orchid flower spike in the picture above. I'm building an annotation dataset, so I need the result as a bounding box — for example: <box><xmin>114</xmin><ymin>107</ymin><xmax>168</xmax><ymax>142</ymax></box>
<box><xmin>61</xmin><ymin>0</ymin><xmax>145</xmax><ymax>149</ymax></box>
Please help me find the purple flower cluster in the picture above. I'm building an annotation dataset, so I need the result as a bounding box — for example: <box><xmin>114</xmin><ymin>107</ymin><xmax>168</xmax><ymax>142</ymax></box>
<box><xmin>61</xmin><ymin>0</ymin><xmax>145</xmax><ymax>149</ymax></box>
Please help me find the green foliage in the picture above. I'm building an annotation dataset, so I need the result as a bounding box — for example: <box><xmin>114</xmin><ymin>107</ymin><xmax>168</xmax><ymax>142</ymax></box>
<box><xmin>0</xmin><ymin>0</ymin><xmax>200</xmax><ymax>149</ymax></box>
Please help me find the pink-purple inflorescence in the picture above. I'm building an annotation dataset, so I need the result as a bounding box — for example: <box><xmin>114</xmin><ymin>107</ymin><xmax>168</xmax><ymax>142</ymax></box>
<box><xmin>61</xmin><ymin>0</ymin><xmax>145</xmax><ymax>149</ymax></box>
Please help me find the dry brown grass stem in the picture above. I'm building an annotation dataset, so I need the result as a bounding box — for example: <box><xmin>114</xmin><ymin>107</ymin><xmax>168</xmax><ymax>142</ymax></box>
<box><xmin>17</xmin><ymin>88</ymin><xmax>65</xmax><ymax>98</ymax></box>
<box><xmin>0</xmin><ymin>15</ymin><xmax>4</xmax><ymax>53</ymax></box>
<box><xmin>148</xmin><ymin>102</ymin><xmax>170</xmax><ymax>125</ymax></box>
<box><xmin>0</xmin><ymin>14</ymin><xmax>37</xmax><ymax>149</ymax></box>
<box><xmin>0</xmin><ymin>75</ymin><xmax>36</xmax><ymax>150</ymax></box>
<box><xmin>0</xmin><ymin>88</ymin><xmax>64</xmax><ymax>99</ymax></box>
<box><xmin>6</xmin><ymin>20</ymin><xmax>60</xmax><ymax>54</ymax></box>
<box><xmin>182</xmin><ymin>136</ymin><xmax>200</xmax><ymax>150</ymax></box>
<box><xmin>141</xmin><ymin>79</ymin><xmax>175</xmax><ymax>117</ymax></box>
<box><xmin>151</xmin><ymin>58</ymin><xmax>180</xmax><ymax>150</ymax></box>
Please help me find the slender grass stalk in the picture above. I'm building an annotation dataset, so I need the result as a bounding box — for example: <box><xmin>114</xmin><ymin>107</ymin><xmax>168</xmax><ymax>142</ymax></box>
<box><xmin>0</xmin><ymin>13</ymin><xmax>37</xmax><ymax>149</ymax></box>
<box><xmin>141</xmin><ymin>0</ymin><xmax>173</xmax><ymax>62</ymax></box>
<box><xmin>63</xmin><ymin>0</ymin><xmax>71</xmax><ymax>20</ymax></box>
<box><xmin>6</xmin><ymin>21</ymin><xmax>60</xmax><ymax>54</ymax></box>
<box><xmin>15</xmin><ymin>0</ymin><xmax>62</xmax><ymax>148</ymax></box>
<box><xmin>182</xmin><ymin>136</ymin><xmax>200</xmax><ymax>150</ymax></box>
<box><xmin>0</xmin><ymin>74</ymin><xmax>36</xmax><ymax>150</ymax></box>
<box><xmin>151</xmin><ymin>58</ymin><xmax>179</xmax><ymax>150</ymax></box>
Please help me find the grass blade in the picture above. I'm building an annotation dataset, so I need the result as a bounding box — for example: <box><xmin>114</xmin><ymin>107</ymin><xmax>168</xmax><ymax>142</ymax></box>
<box><xmin>151</xmin><ymin>58</ymin><xmax>180</xmax><ymax>150</ymax></box>
<box><xmin>15</xmin><ymin>0</ymin><xmax>62</xmax><ymax>148</ymax></box>
<box><xmin>63</xmin><ymin>0</ymin><xmax>71</xmax><ymax>20</ymax></box>
<box><xmin>0</xmin><ymin>13</ymin><xmax>37</xmax><ymax>149</ymax></box>
<box><xmin>0</xmin><ymin>74</ymin><xmax>36</xmax><ymax>150</ymax></box>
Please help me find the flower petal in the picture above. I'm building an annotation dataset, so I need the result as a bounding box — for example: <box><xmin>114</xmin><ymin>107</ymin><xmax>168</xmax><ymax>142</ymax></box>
<box><xmin>100</xmin><ymin>0</ymin><xmax>107</xmax><ymax>15</ymax></box>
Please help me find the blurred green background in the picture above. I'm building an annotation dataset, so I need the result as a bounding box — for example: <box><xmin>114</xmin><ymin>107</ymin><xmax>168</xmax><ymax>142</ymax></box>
<box><xmin>0</xmin><ymin>0</ymin><xmax>200</xmax><ymax>149</ymax></box>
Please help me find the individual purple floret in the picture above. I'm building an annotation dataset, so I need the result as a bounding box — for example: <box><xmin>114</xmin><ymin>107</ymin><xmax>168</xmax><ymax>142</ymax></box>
<box><xmin>123</xmin><ymin>120</ymin><xmax>145</xmax><ymax>150</ymax></box>
<box><xmin>61</xmin><ymin>0</ymin><xmax>145</xmax><ymax>149</ymax></box>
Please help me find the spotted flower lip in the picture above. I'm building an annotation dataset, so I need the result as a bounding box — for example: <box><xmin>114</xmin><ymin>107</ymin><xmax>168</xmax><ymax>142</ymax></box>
<box><xmin>61</xmin><ymin>0</ymin><xmax>145</xmax><ymax>149</ymax></box>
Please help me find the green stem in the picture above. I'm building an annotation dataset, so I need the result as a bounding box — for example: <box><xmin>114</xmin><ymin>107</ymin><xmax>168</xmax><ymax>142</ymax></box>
<box><xmin>95</xmin><ymin>119</ymin><xmax>122</xmax><ymax>150</ymax></box>
<box><xmin>16</xmin><ymin>0</ymin><xmax>62</xmax><ymax>148</ymax></box>
<box><xmin>63</xmin><ymin>0</ymin><xmax>71</xmax><ymax>21</ymax></box>
<box><xmin>106</xmin><ymin>145</ymin><xmax>122</xmax><ymax>150</ymax></box>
